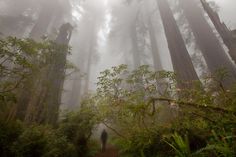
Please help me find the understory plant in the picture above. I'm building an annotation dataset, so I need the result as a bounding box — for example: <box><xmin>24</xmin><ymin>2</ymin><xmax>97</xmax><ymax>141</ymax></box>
<box><xmin>84</xmin><ymin>65</ymin><xmax>236</xmax><ymax>157</ymax></box>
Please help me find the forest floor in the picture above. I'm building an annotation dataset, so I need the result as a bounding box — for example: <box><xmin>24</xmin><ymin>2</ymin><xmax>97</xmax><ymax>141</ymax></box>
<box><xmin>94</xmin><ymin>145</ymin><xmax>118</xmax><ymax>157</ymax></box>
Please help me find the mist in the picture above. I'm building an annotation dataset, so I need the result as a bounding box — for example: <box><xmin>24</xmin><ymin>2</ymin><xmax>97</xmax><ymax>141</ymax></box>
<box><xmin>0</xmin><ymin>0</ymin><xmax>235</xmax><ymax>110</ymax></box>
<box><xmin>1</xmin><ymin>0</ymin><xmax>236</xmax><ymax>156</ymax></box>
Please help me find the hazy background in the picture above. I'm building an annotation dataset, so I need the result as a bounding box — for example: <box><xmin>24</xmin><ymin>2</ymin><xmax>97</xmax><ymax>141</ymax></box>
<box><xmin>85</xmin><ymin>0</ymin><xmax>236</xmax><ymax>90</ymax></box>
<box><xmin>1</xmin><ymin>0</ymin><xmax>235</xmax><ymax>108</ymax></box>
<box><xmin>213</xmin><ymin>0</ymin><xmax>236</xmax><ymax>28</ymax></box>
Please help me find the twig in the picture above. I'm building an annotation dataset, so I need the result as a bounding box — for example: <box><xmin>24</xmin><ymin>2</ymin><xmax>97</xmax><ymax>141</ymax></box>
<box><xmin>0</xmin><ymin>75</ymin><xmax>25</xmax><ymax>93</ymax></box>
<box><xmin>191</xmin><ymin>112</ymin><xmax>217</xmax><ymax>124</ymax></box>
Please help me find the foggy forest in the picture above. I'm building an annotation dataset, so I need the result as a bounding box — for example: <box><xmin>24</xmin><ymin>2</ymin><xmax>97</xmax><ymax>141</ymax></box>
<box><xmin>0</xmin><ymin>0</ymin><xmax>236</xmax><ymax>156</ymax></box>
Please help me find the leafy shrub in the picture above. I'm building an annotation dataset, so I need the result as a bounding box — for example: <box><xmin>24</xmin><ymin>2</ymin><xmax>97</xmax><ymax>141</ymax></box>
<box><xmin>115</xmin><ymin>130</ymin><xmax>173</xmax><ymax>157</ymax></box>
<box><xmin>0</xmin><ymin>112</ymin><xmax>95</xmax><ymax>157</ymax></box>
<box><xmin>0</xmin><ymin>120</ymin><xmax>23</xmax><ymax>157</ymax></box>
<box><xmin>12</xmin><ymin>125</ymin><xmax>77</xmax><ymax>157</ymax></box>
<box><xmin>84</xmin><ymin>65</ymin><xmax>236</xmax><ymax>157</ymax></box>
<box><xmin>58</xmin><ymin>108</ymin><xmax>98</xmax><ymax>157</ymax></box>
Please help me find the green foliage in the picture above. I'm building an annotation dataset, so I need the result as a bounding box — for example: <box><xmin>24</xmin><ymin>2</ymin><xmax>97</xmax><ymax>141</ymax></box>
<box><xmin>0</xmin><ymin>36</ymin><xmax>98</xmax><ymax>157</ymax></box>
<box><xmin>58</xmin><ymin>108</ymin><xmax>98</xmax><ymax>157</ymax></box>
<box><xmin>84</xmin><ymin>65</ymin><xmax>236</xmax><ymax>157</ymax></box>
<box><xmin>0</xmin><ymin>120</ymin><xmax>23</xmax><ymax>157</ymax></box>
<box><xmin>1</xmin><ymin>43</ymin><xmax>236</xmax><ymax>157</ymax></box>
<box><xmin>0</xmin><ymin>109</ymin><xmax>97</xmax><ymax>157</ymax></box>
<box><xmin>0</xmin><ymin>36</ymin><xmax>73</xmax><ymax>122</ymax></box>
<box><xmin>0</xmin><ymin>107</ymin><xmax>99</xmax><ymax>157</ymax></box>
<box><xmin>165</xmin><ymin>133</ymin><xmax>196</xmax><ymax>157</ymax></box>
<box><xmin>194</xmin><ymin>130</ymin><xmax>236</xmax><ymax>157</ymax></box>
<box><xmin>164</xmin><ymin>130</ymin><xmax>236</xmax><ymax>157</ymax></box>
<box><xmin>0</xmin><ymin>37</ymin><xmax>40</xmax><ymax>114</ymax></box>
<box><xmin>12</xmin><ymin>125</ymin><xmax>77</xmax><ymax>157</ymax></box>
<box><xmin>114</xmin><ymin>129</ymin><xmax>172</xmax><ymax>157</ymax></box>
<box><xmin>12</xmin><ymin>125</ymin><xmax>49</xmax><ymax>157</ymax></box>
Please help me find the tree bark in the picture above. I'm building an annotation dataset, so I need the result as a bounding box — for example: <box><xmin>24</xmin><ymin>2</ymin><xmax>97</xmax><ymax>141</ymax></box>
<box><xmin>83</xmin><ymin>24</ymin><xmax>96</xmax><ymax>94</ymax></box>
<box><xmin>148</xmin><ymin>17</ymin><xmax>163</xmax><ymax>71</ymax></box>
<box><xmin>46</xmin><ymin>23</ymin><xmax>73</xmax><ymax>124</ymax></box>
<box><xmin>130</xmin><ymin>24</ymin><xmax>141</xmax><ymax>69</ymax></box>
<box><xmin>200</xmin><ymin>0</ymin><xmax>236</xmax><ymax>63</ymax></box>
<box><xmin>25</xmin><ymin>23</ymin><xmax>73</xmax><ymax>125</ymax></box>
<box><xmin>180</xmin><ymin>0</ymin><xmax>236</xmax><ymax>88</ymax></box>
<box><xmin>29</xmin><ymin>1</ymin><xmax>56</xmax><ymax>40</ymax></box>
<box><xmin>157</xmin><ymin>0</ymin><xmax>199</xmax><ymax>88</ymax></box>
<box><xmin>68</xmin><ymin>73</ymin><xmax>82</xmax><ymax>108</ymax></box>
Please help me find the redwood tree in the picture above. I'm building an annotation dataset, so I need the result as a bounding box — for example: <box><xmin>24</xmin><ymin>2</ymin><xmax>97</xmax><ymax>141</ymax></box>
<box><xmin>180</xmin><ymin>0</ymin><xmax>236</xmax><ymax>88</ymax></box>
<box><xmin>157</xmin><ymin>0</ymin><xmax>199</xmax><ymax>88</ymax></box>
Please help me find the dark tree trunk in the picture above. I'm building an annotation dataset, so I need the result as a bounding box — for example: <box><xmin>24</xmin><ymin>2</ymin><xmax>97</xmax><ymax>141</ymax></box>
<box><xmin>45</xmin><ymin>23</ymin><xmax>73</xmax><ymax>124</ymax></box>
<box><xmin>148</xmin><ymin>17</ymin><xmax>163</xmax><ymax>71</ymax></box>
<box><xmin>200</xmin><ymin>0</ymin><xmax>236</xmax><ymax>63</ymax></box>
<box><xmin>180</xmin><ymin>0</ymin><xmax>236</xmax><ymax>88</ymax></box>
<box><xmin>157</xmin><ymin>0</ymin><xmax>199</xmax><ymax>88</ymax></box>
<box><xmin>17</xmin><ymin>1</ymin><xmax>67</xmax><ymax>122</ymax></box>
<box><xmin>25</xmin><ymin>23</ymin><xmax>73</xmax><ymax>125</ymax></box>
<box><xmin>19</xmin><ymin>2</ymin><xmax>56</xmax><ymax>121</ymax></box>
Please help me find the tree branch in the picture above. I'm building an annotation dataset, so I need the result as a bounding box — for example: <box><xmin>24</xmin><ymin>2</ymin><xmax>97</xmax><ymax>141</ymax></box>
<box><xmin>102</xmin><ymin>121</ymin><xmax>127</xmax><ymax>139</ymax></box>
<box><xmin>149</xmin><ymin>97</ymin><xmax>236</xmax><ymax>115</ymax></box>
<box><xmin>0</xmin><ymin>75</ymin><xmax>25</xmax><ymax>93</ymax></box>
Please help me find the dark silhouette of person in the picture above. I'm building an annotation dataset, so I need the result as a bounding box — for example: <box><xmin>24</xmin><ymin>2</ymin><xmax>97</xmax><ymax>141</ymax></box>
<box><xmin>100</xmin><ymin>129</ymin><xmax>108</xmax><ymax>151</ymax></box>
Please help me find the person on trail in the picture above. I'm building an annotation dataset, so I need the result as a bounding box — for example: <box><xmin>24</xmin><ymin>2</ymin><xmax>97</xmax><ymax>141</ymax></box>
<box><xmin>100</xmin><ymin>129</ymin><xmax>108</xmax><ymax>151</ymax></box>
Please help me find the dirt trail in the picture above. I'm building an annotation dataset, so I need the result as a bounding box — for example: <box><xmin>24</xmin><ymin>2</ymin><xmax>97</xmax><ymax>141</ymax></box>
<box><xmin>94</xmin><ymin>145</ymin><xmax>118</xmax><ymax>157</ymax></box>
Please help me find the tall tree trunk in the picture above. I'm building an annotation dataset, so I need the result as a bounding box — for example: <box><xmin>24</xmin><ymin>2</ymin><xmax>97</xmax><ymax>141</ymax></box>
<box><xmin>180</xmin><ymin>0</ymin><xmax>236</xmax><ymax>88</ymax></box>
<box><xmin>148</xmin><ymin>17</ymin><xmax>163</xmax><ymax>71</ymax></box>
<box><xmin>83</xmin><ymin>23</ymin><xmax>96</xmax><ymax>94</ymax></box>
<box><xmin>25</xmin><ymin>23</ymin><xmax>73</xmax><ymax>125</ymax></box>
<box><xmin>18</xmin><ymin>1</ymin><xmax>57</xmax><ymax>120</ymax></box>
<box><xmin>46</xmin><ymin>23</ymin><xmax>73</xmax><ymax>124</ymax></box>
<box><xmin>29</xmin><ymin>1</ymin><xmax>55</xmax><ymax>40</ymax></box>
<box><xmin>83</xmin><ymin>45</ymin><xmax>93</xmax><ymax>94</ymax></box>
<box><xmin>130</xmin><ymin>24</ymin><xmax>141</xmax><ymax>69</ymax></box>
<box><xmin>200</xmin><ymin>0</ymin><xmax>236</xmax><ymax>63</ymax></box>
<box><xmin>157</xmin><ymin>0</ymin><xmax>199</xmax><ymax>88</ymax></box>
<box><xmin>0</xmin><ymin>0</ymin><xmax>35</xmax><ymax>37</ymax></box>
<box><xmin>18</xmin><ymin>1</ymin><xmax>68</xmax><ymax>123</ymax></box>
<box><xmin>68</xmin><ymin>73</ymin><xmax>82</xmax><ymax>108</ymax></box>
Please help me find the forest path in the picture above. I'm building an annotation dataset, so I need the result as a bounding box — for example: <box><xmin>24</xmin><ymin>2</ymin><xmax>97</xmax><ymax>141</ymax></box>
<box><xmin>94</xmin><ymin>145</ymin><xmax>118</xmax><ymax>157</ymax></box>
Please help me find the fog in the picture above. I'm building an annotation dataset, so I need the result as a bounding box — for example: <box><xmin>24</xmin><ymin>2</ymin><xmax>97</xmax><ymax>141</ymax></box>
<box><xmin>0</xmin><ymin>0</ymin><xmax>236</xmax><ymax>109</ymax></box>
<box><xmin>213</xmin><ymin>0</ymin><xmax>236</xmax><ymax>28</ymax></box>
